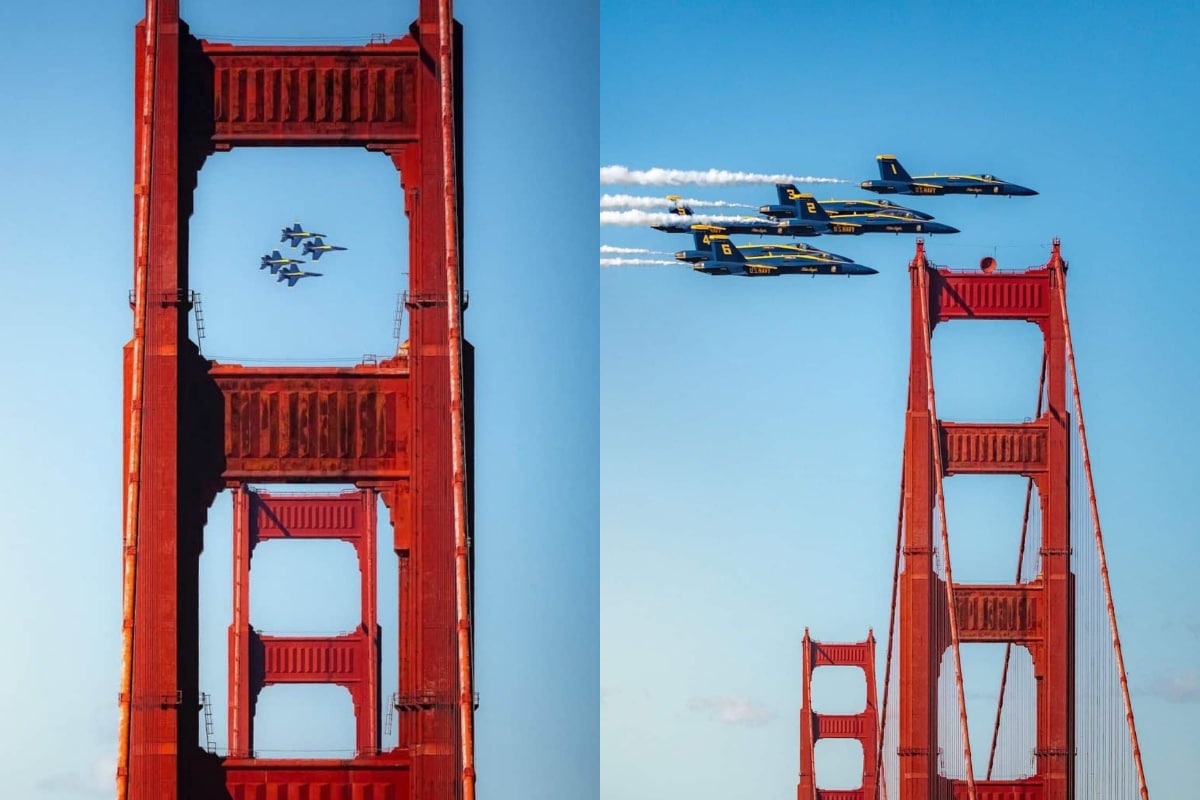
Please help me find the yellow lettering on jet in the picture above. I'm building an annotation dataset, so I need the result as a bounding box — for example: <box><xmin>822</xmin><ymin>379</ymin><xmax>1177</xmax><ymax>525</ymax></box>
<box><xmin>805</xmin><ymin>202</ymin><xmax>817</xmax><ymax>214</ymax></box>
<box><xmin>720</xmin><ymin>244</ymin><xmax>733</xmax><ymax>256</ymax></box>
<box><xmin>787</xmin><ymin>189</ymin><xmax>802</xmax><ymax>200</ymax></box>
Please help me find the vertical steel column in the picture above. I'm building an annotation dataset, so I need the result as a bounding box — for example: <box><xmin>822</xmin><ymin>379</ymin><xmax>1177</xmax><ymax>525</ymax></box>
<box><xmin>899</xmin><ymin>241</ymin><xmax>938</xmax><ymax>800</ymax></box>
<box><xmin>1039</xmin><ymin>258</ymin><xmax>1074</xmax><ymax>800</ymax></box>
<box><xmin>127</xmin><ymin>1</ymin><xmax>198</xmax><ymax>796</ymax></box>
<box><xmin>228</xmin><ymin>484</ymin><xmax>252</xmax><ymax>757</ymax></box>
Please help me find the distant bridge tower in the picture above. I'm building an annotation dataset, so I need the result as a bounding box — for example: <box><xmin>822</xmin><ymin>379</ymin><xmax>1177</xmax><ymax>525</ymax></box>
<box><xmin>118</xmin><ymin>1</ymin><xmax>473</xmax><ymax>798</ymax></box>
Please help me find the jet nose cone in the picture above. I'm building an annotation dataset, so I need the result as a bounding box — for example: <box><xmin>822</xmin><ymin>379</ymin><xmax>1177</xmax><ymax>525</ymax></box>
<box><xmin>928</xmin><ymin>222</ymin><xmax>960</xmax><ymax>234</ymax></box>
<box><xmin>858</xmin><ymin>266</ymin><xmax>879</xmax><ymax>275</ymax></box>
<box><xmin>1020</xmin><ymin>187</ymin><xmax>1039</xmax><ymax>196</ymax></box>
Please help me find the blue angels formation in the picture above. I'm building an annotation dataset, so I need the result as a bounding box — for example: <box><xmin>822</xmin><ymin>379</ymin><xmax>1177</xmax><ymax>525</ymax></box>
<box><xmin>257</xmin><ymin>222</ymin><xmax>350</xmax><ymax>287</ymax></box>
<box><xmin>637</xmin><ymin>154</ymin><xmax>1036</xmax><ymax>279</ymax></box>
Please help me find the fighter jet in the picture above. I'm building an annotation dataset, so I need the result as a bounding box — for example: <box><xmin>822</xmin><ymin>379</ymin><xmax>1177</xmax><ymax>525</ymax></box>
<box><xmin>280</xmin><ymin>222</ymin><xmax>327</xmax><ymax>248</ymax></box>
<box><xmin>815</xmin><ymin>198</ymin><xmax>934</xmax><ymax>221</ymax></box>
<box><xmin>860</xmin><ymin>155</ymin><xmax>1038</xmax><ymax>196</ymax></box>
<box><xmin>653</xmin><ymin>200</ymin><xmax>820</xmax><ymax>237</ymax></box>
<box><xmin>302</xmin><ymin>237</ymin><xmax>349</xmax><ymax>260</ymax></box>
<box><xmin>676</xmin><ymin>225</ymin><xmax>854</xmax><ymax>264</ymax></box>
<box><xmin>677</xmin><ymin>231</ymin><xmax>876</xmax><ymax>277</ymax></box>
<box><xmin>275</xmin><ymin>266</ymin><xmax>324</xmax><ymax>287</ymax></box>
<box><xmin>763</xmin><ymin>186</ymin><xmax>960</xmax><ymax>235</ymax></box>
<box><xmin>260</xmin><ymin>250</ymin><xmax>305</xmax><ymax>274</ymax></box>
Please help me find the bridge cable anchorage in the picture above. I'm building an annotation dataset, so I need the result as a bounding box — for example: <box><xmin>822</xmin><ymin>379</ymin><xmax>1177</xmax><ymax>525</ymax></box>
<box><xmin>876</xmin><ymin>380</ymin><xmax>909</xmax><ymax>800</ymax></box>
<box><xmin>915</xmin><ymin>258</ymin><xmax>978</xmax><ymax>799</ymax></box>
<box><xmin>117</xmin><ymin>0</ymin><xmax>158</xmax><ymax>796</ymax></box>
<box><xmin>437</xmin><ymin>2</ymin><xmax>476</xmax><ymax>799</ymax></box>
<box><xmin>986</xmin><ymin>350</ymin><xmax>1047</xmax><ymax>780</ymax></box>
<box><xmin>1051</xmin><ymin>244</ymin><xmax>1150</xmax><ymax>800</ymax></box>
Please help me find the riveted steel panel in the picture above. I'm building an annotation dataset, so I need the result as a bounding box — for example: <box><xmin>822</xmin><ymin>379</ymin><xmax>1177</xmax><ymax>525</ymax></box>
<box><xmin>940</xmin><ymin>420</ymin><xmax>1049</xmax><ymax>475</ymax></box>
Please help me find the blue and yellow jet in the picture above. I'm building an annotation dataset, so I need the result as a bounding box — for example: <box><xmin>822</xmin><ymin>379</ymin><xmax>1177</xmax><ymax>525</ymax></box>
<box><xmin>764</xmin><ymin>186</ymin><xmax>960</xmax><ymax>235</ymax></box>
<box><xmin>676</xmin><ymin>225</ymin><xmax>855</xmax><ymax>264</ymax></box>
<box><xmin>653</xmin><ymin>199</ymin><xmax>819</xmax><ymax>237</ymax></box>
<box><xmin>860</xmin><ymin>155</ymin><xmax>1038</xmax><ymax>196</ymax></box>
<box><xmin>676</xmin><ymin>228</ymin><xmax>876</xmax><ymax>277</ymax></box>
<box><xmin>280</xmin><ymin>222</ymin><xmax>327</xmax><ymax>248</ymax></box>
<box><xmin>260</xmin><ymin>250</ymin><xmax>305</xmax><ymax>274</ymax></box>
<box><xmin>276</xmin><ymin>266</ymin><xmax>324</xmax><ymax>287</ymax></box>
<box><xmin>761</xmin><ymin>190</ymin><xmax>935</xmax><ymax>221</ymax></box>
<box><xmin>302</xmin><ymin>237</ymin><xmax>349</xmax><ymax>260</ymax></box>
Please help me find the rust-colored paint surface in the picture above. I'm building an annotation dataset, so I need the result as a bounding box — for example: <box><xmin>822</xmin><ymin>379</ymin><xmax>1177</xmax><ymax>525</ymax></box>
<box><xmin>123</xmin><ymin>2</ymin><xmax>468</xmax><ymax>797</ymax></box>
<box><xmin>896</xmin><ymin>247</ymin><xmax>1073</xmax><ymax>800</ymax></box>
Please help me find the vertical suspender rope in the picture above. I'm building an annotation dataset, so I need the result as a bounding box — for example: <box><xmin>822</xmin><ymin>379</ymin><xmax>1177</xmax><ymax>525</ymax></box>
<box><xmin>915</xmin><ymin>260</ymin><xmax>977</xmax><ymax>800</ymax></box>
<box><xmin>985</xmin><ymin>353</ymin><xmax>1047</xmax><ymax>779</ymax></box>
<box><xmin>1050</xmin><ymin>251</ymin><xmax>1149</xmax><ymax>800</ymax></box>
<box><xmin>117</xmin><ymin>2</ymin><xmax>157</xmax><ymax>797</ymax></box>
<box><xmin>436</xmin><ymin>2</ymin><xmax>475</xmax><ymax>798</ymax></box>
<box><xmin>876</xmin><ymin>405</ymin><xmax>909</xmax><ymax>800</ymax></box>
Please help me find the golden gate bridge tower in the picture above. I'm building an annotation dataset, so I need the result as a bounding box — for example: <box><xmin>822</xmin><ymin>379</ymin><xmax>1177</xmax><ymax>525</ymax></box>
<box><xmin>797</xmin><ymin>241</ymin><xmax>1151</xmax><ymax>800</ymax></box>
<box><xmin>118</xmin><ymin>1</ymin><xmax>473</xmax><ymax>798</ymax></box>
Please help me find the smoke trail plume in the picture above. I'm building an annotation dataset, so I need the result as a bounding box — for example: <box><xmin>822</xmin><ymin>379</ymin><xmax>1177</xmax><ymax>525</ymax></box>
<box><xmin>600</xmin><ymin>165</ymin><xmax>849</xmax><ymax>186</ymax></box>
<box><xmin>600</xmin><ymin>258</ymin><xmax>682</xmax><ymax>267</ymax></box>
<box><xmin>600</xmin><ymin>245</ymin><xmax>671</xmax><ymax>255</ymax></box>
<box><xmin>600</xmin><ymin>193</ymin><xmax>755</xmax><ymax>210</ymax></box>
<box><xmin>601</xmin><ymin>209</ymin><xmax>781</xmax><ymax>228</ymax></box>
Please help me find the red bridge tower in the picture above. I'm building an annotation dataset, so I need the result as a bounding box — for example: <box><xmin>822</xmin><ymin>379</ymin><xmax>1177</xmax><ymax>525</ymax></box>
<box><xmin>118</xmin><ymin>1</ymin><xmax>472</xmax><ymax>798</ymax></box>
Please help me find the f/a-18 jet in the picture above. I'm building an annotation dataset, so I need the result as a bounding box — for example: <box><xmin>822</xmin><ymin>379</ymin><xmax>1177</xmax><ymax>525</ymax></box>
<box><xmin>280</xmin><ymin>222</ymin><xmax>327</xmax><ymax>247</ymax></box>
<box><xmin>276</xmin><ymin>266</ymin><xmax>324</xmax><ymax>287</ymax></box>
<box><xmin>860</xmin><ymin>155</ymin><xmax>1038</xmax><ymax>196</ymax></box>
<box><xmin>760</xmin><ymin>186</ymin><xmax>935</xmax><ymax>221</ymax></box>
<box><xmin>260</xmin><ymin>250</ymin><xmax>305</xmax><ymax>274</ymax></box>
<box><xmin>653</xmin><ymin>200</ymin><xmax>817</xmax><ymax>237</ymax></box>
<box><xmin>676</xmin><ymin>225</ymin><xmax>855</xmax><ymax>264</ymax></box>
<box><xmin>676</xmin><ymin>228</ymin><xmax>876</xmax><ymax>277</ymax></box>
<box><xmin>760</xmin><ymin>185</ymin><xmax>959</xmax><ymax>235</ymax></box>
<box><xmin>302</xmin><ymin>237</ymin><xmax>348</xmax><ymax>260</ymax></box>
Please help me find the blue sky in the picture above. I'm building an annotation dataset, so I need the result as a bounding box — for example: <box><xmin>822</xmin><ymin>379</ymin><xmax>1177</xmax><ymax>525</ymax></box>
<box><xmin>0</xmin><ymin>1</ymin><xmax>596</xmax><ymax>799</ymax></box>
<box><xmin>602</xmin><ymin>2</ymin><xmax>1199</xmax><ymax>798</ymax></box>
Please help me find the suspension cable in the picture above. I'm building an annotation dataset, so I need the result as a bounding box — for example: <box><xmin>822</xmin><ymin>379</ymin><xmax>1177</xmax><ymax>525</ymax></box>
<box><xmin>1050</xmin><ymin>246</ymin><xmax>1149</xmax><ymax>800</ymax></box>
<box><xmin>116</xmin><ymin>1</ymin><xmax>158</xmax><ymax>796</ymax></box>
<box><xmin>876</xmin><ymin>396</ymin><xmax>909</xmax><ymax>800</ymax></box>
<box><xmin>985</xmin><ymin>351</ymin><xmax>1047</xmax><ymax>779</ymax></box>
<box><xmin>915</xmin><ymin>257</ymin><xmax>977</xmax><ymax>800</ymax></box>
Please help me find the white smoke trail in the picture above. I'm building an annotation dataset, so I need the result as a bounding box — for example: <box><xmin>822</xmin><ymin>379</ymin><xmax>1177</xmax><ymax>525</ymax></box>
<box><xmin>600</xmin><ymin>193</ymin><xmax>755</xmax><ymax>210</ymax></box>
<box><xmin>600</xmin><ymin>258</ymin><xmax>682</xmax><ymax>267</ymax></box>
<box><xmin>600</xmin><ymin>245</ymin><xmax>671</xmax><ymax>255</ymax></box>
<box><xmin>601</xmin><ymin>209</ymin><xmax>781</xmax><ymax>227</ymax></box>
<box><xmin>600</xmin><ymin>165</ymin><xmax>849</xmax><ymax>186</ymax></box>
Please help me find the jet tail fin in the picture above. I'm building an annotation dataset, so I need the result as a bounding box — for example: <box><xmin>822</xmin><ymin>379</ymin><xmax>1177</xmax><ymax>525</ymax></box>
<box><xmin>791</xmin><ymin>193</ymin><xmax>831</xmax><ymax>223</ymax></box>
<box><xmin>877</xmin><ymin>155</ymin><xmax>912</xmax><ymax>182</ymax></box>
<box><xmin>776</xmin><ymin>183</ymin><xmax>804</xmax><ymax>205</ymax></box>
<box><xmin>667</xmin><ymin>196</ymin><xmax>694</xmax><ymax>216</ymax></box>
<box><xmin>710</xmin><ymin>235</ymin><xmax>745</xmax><ymax>263</ymax></box>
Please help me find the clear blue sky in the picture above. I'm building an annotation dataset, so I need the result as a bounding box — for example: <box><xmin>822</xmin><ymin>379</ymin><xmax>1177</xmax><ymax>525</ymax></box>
<box><xmin>0</xmin><ymin>1</ymin><xmax>596</xmax><ymax>799</ymax></box>
<box><xmin>602</xmin><ymin>2</ymin><xmax>1198</xmax><ymax>798</ymax></box>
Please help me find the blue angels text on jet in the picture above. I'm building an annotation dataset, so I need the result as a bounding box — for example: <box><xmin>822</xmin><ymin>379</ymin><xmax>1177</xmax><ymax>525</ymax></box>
<box><xmin>676</xmin><ymin>227</ymin><xmax>876</xmax><ymax>277</ymax></box>
<box><xmin>280</xmin><ymin>222</ymin><xmax>328</xmax><ymax>248</ymax></box>
<box><xmin>860</xmin><ymin>155</ymin><xmax>1038</xmax><ymax>196</ymax></box>
<box><xmin>260</xmin><ymin>250</ymin><xmax>305</xmax><ymax>274</ymax></box>
<box><xmin>276</xmin><ymin>266</ymin><xmax>324</xmax><ymax>287</ymax></box>
<box><xmin>302</xmin><ymin>237</ymin><xmax>349</xmax><ymax>260</ymax></box>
